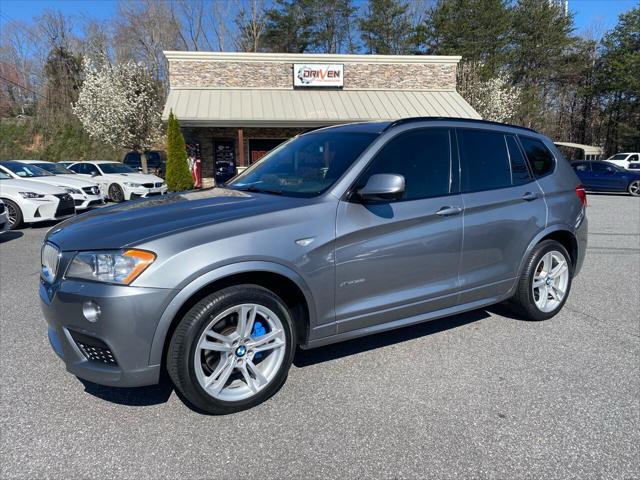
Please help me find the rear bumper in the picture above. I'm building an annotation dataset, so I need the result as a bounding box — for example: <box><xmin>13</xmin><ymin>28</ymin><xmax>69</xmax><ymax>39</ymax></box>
<box><xmin>40</xmin><ymin>278</ymin><xmax>176</xmax><ymax>387</ymax></box>
<box><xmin>574</xmin><ymin>209</ymin><xmax>588</xmax><ymax>277</ymax></box>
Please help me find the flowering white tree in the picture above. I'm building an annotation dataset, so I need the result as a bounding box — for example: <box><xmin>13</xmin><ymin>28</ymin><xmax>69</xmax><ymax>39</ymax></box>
<box><xmin>458</xmin><ymin>62</ymin><xmax>521</xmax><ymax>123</ymax></box>
<box><xmin>73</xmin><ymin>58</ymin><xmax>163</xmax><ymax>172</ymax></box>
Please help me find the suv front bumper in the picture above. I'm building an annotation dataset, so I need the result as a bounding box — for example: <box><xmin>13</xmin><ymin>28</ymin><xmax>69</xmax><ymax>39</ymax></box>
<box><xmin>40</xmin><ymin>278</ymin><xmax>176</xmax><ymax>387</ymax></box>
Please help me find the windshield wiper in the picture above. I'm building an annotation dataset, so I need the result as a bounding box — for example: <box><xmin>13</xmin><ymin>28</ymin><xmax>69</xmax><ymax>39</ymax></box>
<box><xmin>236</xmin><ymin>185</ymin><xmax>283</xmax><ymax>195</ymax></box>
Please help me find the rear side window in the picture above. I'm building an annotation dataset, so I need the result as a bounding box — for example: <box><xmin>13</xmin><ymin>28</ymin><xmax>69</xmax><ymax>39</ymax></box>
<box><xmin>458</xmin><ymin>129</ymin><xmax>511</xmax><ymax>192</ymax></box>
<box><xmin>519</xmin><ymin>137</ymin><xmax>555</xmax><ymax>177</ymax></box>
<box><xmin>505</xmin><ymin>135</ymin><xmax>532</xmax><ymax>185</ymax></box>
<box><xmin>68</xmin><ymin>164</ymin><xmax>83</xmax><ymax>174</ymax></box>
<box><xmin>360</xmin><ymin>128</ymin><xmax>452</xmax><ymax>200</ymax></box>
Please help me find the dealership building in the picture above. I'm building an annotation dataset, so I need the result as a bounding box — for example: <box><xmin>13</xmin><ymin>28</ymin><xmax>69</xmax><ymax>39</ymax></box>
<box><xmin>162</xmin><ymin>51</ymin><xmax>481</xmax><ymax>179</ymax></box>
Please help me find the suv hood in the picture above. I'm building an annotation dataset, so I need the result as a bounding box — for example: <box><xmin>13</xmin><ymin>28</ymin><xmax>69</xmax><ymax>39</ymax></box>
<box><xmin>46</xmin><ymin>188</ymin><xmax>308</xmax><ymax>251</ymax></box>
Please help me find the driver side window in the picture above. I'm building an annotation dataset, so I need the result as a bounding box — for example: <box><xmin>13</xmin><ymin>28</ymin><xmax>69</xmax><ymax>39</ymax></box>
<box><xmin>357</xmin><ymin>128</ymin><xmax>452</xmax><ymax>201</ymax></box>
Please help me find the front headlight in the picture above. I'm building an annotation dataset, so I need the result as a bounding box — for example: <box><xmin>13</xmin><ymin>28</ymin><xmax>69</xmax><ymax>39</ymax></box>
<box><xmin>124</xmin><ymin>182</ymin><xmax>141</xmax><ymax>188</ymax></box>
<box><xmin>65</xmin><ymin>187</ymin><xmax>82</xmax><ymax>194</ymax></box>
<box><xmin>66</xmin><ymin>249</ymin><xmax>156</xmax><ymax>285</ymax></box>
<box><xmin>19</xmin><ymin>191</ymin><xmax>45</xmax><ymax>199</ymax></box>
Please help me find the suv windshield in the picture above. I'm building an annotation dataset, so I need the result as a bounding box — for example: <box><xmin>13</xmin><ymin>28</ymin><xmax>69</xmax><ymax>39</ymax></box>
<box><xmin>99</xmin><ymin>163</ymin><xmax>136</xmax><ymax>174</ymax></box>
<box><xmin>2</xmin><ymin>161</ymin><xmax>53</xmax><ymax>177</ymax></box>
<box><xmin>32</xmin><ymin>162</ymin><xmax>74</xmax><ymax>175</ymax></box>
<box><xmin>228</xmin><ymin>131</ymin><xmax>378</xmax><ymax>197</ymax></box>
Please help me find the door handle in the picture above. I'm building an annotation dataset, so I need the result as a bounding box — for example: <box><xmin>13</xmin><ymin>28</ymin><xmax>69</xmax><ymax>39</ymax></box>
<box><xmin>522</xmin><ymin>192</ymin><xmax>538</xmax><ymax>201</ymax></box>
<box><xmin>436</xmin><ymin>206</ymin><xmax>462</xmax><ymax>217</ymax></box>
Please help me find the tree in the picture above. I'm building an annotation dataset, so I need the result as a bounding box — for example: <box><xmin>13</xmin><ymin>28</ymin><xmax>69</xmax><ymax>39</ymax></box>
<box><xmin>165</xmin><ymin>111</ymin><xmax>194</xmax><ymax>192</ymax></box>
<box><xmin>234</xmin><ymin>0</ymin><xmax>267</xmax><ymax>52</ymax></box>
<box><xmin>358</xmin><ymin>0</ymin><xmax>414</xmax><ymax>55</ymax></box>
<box><xmin>596</xmin><ymin>7</ymin><xmax>639</xmax><ymax>154</ymax></box>
<box><xmin>72</xmin><ymin>58</ymin><xmax>163</xmax><ymax>172</ymax></box>
<box><xmin>458</xmin><ymin>62</ymin><xmax>520</xmax><ymax>122</ymax></box>
<box><xmin>510</xmin><ymin>0</ymin><xmax>575</xmax><ymax>129</ymax></box>
<box><xmin>419</xmin><ymin>0</ymin><xmax>512</xmax><ymax>78</ymax></box>
<box><xmin>262</xmin><ymin>0</ymin><xmax>315</xmax><ymax>53</ymax></box>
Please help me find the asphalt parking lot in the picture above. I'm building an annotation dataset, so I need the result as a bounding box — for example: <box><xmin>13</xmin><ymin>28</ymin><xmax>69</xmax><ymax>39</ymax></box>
<box><xmin>1</xmin><ymin>194</ymin><xmax>638</xmax><ymax>479</ymax></box>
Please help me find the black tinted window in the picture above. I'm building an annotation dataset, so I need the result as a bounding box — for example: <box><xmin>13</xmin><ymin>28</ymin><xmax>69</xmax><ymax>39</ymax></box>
<box><xmin>124</xmin><ymin>153</ymin><xmax>141</xmax><ymax>166</ymax></box>
<box><xmin>592</xmin><ymin>162</ymin><xmax>617</xmax><ymax>173</ymax></box>
<box><xmin>458</xmin><ymin>129</ymin><xmax>511</xmax><ymax>192</ymax></box>
<box><xmin>629</xmin><ymin>154</ymin><xmax>639</xmax><ymax>162</ymax></box>
<box><xmin>359</xmin><ymin>128</ymin><xmax>451</xmax><ymax>200</ymax></box>
<box><xmin>68</xmin><ymin>164</ymin><xmax>83</xmax><ymax>173</ymax></box>
<box><xmin>520</xmin><ymin>137</ymin><xmax>555</xmax><ymax>177</ymax></box>
<box><xmin>506</xmin><ymin>135</ymin><xmax>532</xmax><ymax>185</ymax></box>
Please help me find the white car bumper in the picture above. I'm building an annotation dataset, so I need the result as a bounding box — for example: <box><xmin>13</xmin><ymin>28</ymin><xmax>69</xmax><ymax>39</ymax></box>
<box><xmin>21</xmin><ymin>194</ymin><xmax>75</xmax><ymax>223</ymax></box>
<box><xmin>124</xmin><ymin>185</ymin><xmax>168</xmax><ymax>200</ymax></box>
<box><xmin>70</xmin><ymin>191</ymin><xmax>106</xmax><ymax>210</ymax></box>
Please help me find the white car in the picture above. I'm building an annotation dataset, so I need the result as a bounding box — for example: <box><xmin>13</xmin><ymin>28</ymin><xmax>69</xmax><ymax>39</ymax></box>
<box><xmin>0</xmin><ymin>161</ymin><xmax>104</xmax><ymax>211</ymax></box>
<box><xmin>0</xmin><ymin>199</ymin><xmax>9</xmax><ymax>233</ymax></box>
<box><xmin>604</xmin><ymin>152</ymin><xmax>640</xmax><ymax>170</ymax></box>
<box><xmin>67</xmin><ymin>161</ymin><xmax>167</xmax><ymax>202</ymax></box>
<box><xmin>0</xmin><ymin>171</ymin><xmax>75</xmax><ymax>229</ymax></box>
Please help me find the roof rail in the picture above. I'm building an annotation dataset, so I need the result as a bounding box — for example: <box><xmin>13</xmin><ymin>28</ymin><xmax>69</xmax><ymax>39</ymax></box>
<box><xmin>384</xmin><ymin>117</ymin><xmax>538</xmax><ymax>134</ymax></box>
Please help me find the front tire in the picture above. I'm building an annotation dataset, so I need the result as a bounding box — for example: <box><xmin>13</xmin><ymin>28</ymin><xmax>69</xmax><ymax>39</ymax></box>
<box><xmin>167</xmin><ymin>285</ymin><xmax>296</xmax><ymax>414</ymax></box>
<box><xmin>3</xmin><ymin>199</ymin><xmax>23</xmax><ymax>230</ymax></box>
<box><xmin>108</xmin><ymin>183</ymin><xmax>125</xmax><ymax>203</ymax></box>
<box><xmin>509</xmin><ymin>240</ymin><xmax>572</xmax><ymax>321</ymax></box>
<box><xmin>628</xmin><ymin>180</ymin><xmax>640</xmax><ymax>197</ymax></box>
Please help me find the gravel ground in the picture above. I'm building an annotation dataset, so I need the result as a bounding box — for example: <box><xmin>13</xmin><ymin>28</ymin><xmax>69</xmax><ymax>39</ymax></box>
<box><xmin>1</xmin><ymin>194</ymin><xmax>638</xmax><ymax>479</ymax></box>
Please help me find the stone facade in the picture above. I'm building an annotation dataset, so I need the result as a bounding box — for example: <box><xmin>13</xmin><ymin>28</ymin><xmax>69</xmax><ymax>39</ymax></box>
<box><xmin>169</xmin><ymin>61</ymin><xmax>457</xmax><ymax>91</ymax></box>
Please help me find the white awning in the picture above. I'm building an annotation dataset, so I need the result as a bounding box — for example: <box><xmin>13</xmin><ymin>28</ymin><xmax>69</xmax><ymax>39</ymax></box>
<box><xmin>162</xmin><ymin>88</ymin><xmax>481</xmax><ymax>127</ymax></box>
<box><xmin>555</xmin><ymin>142</ymin><xmax>603</xmax><ymax>156</ymax></box>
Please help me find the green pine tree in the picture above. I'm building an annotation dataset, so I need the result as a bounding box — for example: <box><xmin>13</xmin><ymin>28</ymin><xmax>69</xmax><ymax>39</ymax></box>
<box><xmin>165</xmin><ymin>111</ymin><xmax>194</xmax><ymax>192</ymax></box>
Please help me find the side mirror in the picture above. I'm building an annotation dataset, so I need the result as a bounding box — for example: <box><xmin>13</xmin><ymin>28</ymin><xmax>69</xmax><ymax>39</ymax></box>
<box><xmin>356</xmin><ymin>174</ymin><xmax>405</xmax><ymax>202</ymax></box>
<box><xmin>91</xmin><ymin>171</ymin><xmax>99</xmax><ymax>177</ymax></box>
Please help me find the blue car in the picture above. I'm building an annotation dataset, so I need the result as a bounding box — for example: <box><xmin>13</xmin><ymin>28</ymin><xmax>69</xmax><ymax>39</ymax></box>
<box><xmin>572</xmin><ymin>161</ymin><xmax>640</xmax><ymax>197</ymax></box>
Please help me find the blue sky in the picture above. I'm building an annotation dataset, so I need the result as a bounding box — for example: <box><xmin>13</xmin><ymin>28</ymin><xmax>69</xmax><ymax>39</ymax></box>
<box><xmin>0</xmin><ymin>0</ymin><xmax>637</xmax><ymax>40</ymax></box>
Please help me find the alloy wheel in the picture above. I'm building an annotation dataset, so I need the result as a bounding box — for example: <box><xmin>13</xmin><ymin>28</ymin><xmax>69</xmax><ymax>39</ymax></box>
<box><xmin>193</xmin><ymin>303</ymin><xmax>286</xmax><ymax>402</ymax></box>
<box><xmin>532</xmin><ymin>250</ymin><xmax>570</xmax><ymax>313</ymax></box>
<box><xmin>629</xmin><ymin>180</ymin><xmax>640</xmax><ymax>197</ymax></box>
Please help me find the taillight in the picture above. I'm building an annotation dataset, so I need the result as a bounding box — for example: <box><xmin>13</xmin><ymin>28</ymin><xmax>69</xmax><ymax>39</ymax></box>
<box><xmin>575</xmin><ymin>185</ymin><xmax>587</xmax><ymax>206</ymax></box>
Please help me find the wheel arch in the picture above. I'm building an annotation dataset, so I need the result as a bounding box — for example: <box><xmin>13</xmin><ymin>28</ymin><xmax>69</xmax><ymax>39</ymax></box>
<box><xmin>148</xmin><ymin>261</ymin><xmax>315</xmax><ymax>368</ymax></box>
<box><xmin>514</xmin><ymin>225</ymin><xmax>580</xmax><ymax>291</ymax></box>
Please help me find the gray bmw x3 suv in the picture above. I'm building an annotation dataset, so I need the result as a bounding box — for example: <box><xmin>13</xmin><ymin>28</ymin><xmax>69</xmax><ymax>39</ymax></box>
<box><xmin>40</xmin><ymin>118</ymin><xmax>588</xmax><ymax>414</ymax></box>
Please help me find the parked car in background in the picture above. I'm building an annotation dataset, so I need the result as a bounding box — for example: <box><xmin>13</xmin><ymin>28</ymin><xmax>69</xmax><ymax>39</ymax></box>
<box><xmin>40</xmin><ymin>118</ymin><xmax>587</xmax><ymax>414</ymax></box>
<box><xmin>123</xmin><ymin>151</ymin><xmax>166</xmax><ymax>177</ymax></box>
<box><xmin>0</xmin><ymin>199</ymin><xmax>9</xmax><ymax>233</ymax></box>
<box><xmin>0</xmin><ymin>170</ymin><xmax>75</xmax><ymax>229</ymax></box>
<box><xmin>604</xmin><ymin>152</ymin><xmax>640</xmax><ymax>170</ymax></box>
<box><xmin>0</xmin><ymin>161</ymin><xmax>104</xmax><ymax>211</ymax></box>
<box><xmin>67</xmin><ymin>161</ymin><xmax>167</xmax><ymax>202</ymax></box>
<box><xmin>58</xmin><ymin>161</ymin><xmax>76</xmax><ymax>169</ymax></box>
<box><xmin>572</xmin><ymin>161</ymin><xmax>640</xmax><ymax>196</ymax></box>
<box><xmin>215</xmin><ymin>160</ymin><xmax>237</xmax><ymax>185</ymax></box>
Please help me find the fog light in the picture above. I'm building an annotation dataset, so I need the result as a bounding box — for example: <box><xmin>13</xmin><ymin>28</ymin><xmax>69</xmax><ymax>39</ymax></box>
<box><xmin>82</xmin><ymin>300</ymin><xmax>101</xmax><ymax>323</ymax></box>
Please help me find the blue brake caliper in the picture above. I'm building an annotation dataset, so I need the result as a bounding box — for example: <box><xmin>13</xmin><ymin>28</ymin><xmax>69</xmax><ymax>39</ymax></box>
<box><xmin>251</xmin><ymin>320</ymin><xmax>267</xmax><ymax>361</ymax></box>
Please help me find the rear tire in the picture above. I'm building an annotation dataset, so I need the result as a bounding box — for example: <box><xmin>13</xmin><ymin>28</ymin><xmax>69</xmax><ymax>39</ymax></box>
<box><xmin>108</xmin><ymin>183</ymin><xmax>125</xmax><ymax>203</ymax></box>
<box><xmin>628</xmin><ymin>180</ymin><xmax>640</xmax><ymax>197</ymax></box>
<box><xmin>3</xmin><ymin>199</ymin><xmax>23</xmax><ymax>230</ymax></box>
<box><xmin>167</xmin><ymin>285</ymin><xmax>296</xmax><ymax>414</ymax></box>
<box><xmin>509</xmin><ymin>240</ymin><xmax>573</xmax><ymax>321</ymax></box>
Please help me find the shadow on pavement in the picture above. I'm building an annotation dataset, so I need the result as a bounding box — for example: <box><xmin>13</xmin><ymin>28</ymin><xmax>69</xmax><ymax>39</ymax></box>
<box><xmin>0</xmin><ymin>231</ymin><xmax>24</xmax><ymax>243</ymax></box>
<box><xmin>80</xmin><ymin>375</ymin><xmax>174</xmax><ymax>407</ymax></box>
<box><xmin>294</xmin><ymin>308</ymin><xmax>490</xmax><ymax>368</ymax></box>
